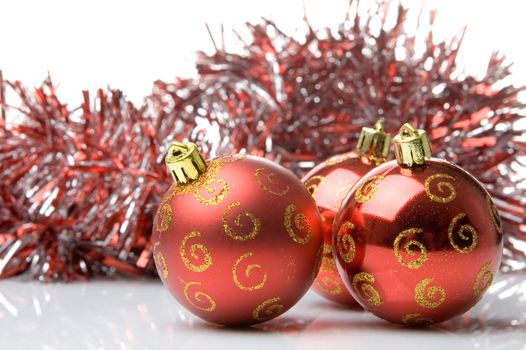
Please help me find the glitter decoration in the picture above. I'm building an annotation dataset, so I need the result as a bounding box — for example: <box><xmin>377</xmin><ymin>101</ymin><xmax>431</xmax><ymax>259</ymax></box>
<box><xmin>414</xmin><ymin>278</ymin><xmax>447</xmax><ymax>309</ymax></box>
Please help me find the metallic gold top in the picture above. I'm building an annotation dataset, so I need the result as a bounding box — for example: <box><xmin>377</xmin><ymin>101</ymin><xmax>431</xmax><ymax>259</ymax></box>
<box><xmin>356</xmin><ymin>119</ymin><xmax>392</xmax><ymax>162</ymax></box>
<box><xmin>393</xmin><ymin>123</ymin><xmax>432</xmax><ymax>167</ymax></box>
<box><xmin>165</xmin><ymin>142</ymin><xmax>207</xmax><ymax>184</ymax></box>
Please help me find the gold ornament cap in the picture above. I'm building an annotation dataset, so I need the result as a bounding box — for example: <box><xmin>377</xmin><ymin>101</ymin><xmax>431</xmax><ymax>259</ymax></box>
<box><xmin>356</xmin><ymin>119</ymin><xmax>391</xmax><ymax>160</ymax></box>
<box><xmin>165</xmin><ymin>142</ymin><xmax>207</xmax><ymax>184</ymax></box>
<box><xmin>393</xmin><ymin>123</ymin><xmax>432</xmax><ymax>167</ymax></box>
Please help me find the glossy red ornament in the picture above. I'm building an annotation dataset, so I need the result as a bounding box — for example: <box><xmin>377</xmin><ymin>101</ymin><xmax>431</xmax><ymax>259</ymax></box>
<box><xmin>152</xmin><ymin>143</ymin><xmax>323</xmax><ymax>326</ymax></box>
<box><xmin>333</xmin><ymin>124</ymin><xmax>503</xmax><ymax>326</ymax></box>
<box><xmin>303</xmin><ymin>121</ymin><xmax>391</xmax><ymax>306</ymax></box>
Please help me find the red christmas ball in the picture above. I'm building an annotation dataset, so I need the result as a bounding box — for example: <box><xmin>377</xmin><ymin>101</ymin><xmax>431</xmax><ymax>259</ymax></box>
<box><xmin>303</xmin><ymin>121</ymin><xmax>391</xmax><ymax>306</ymax></box>
<box><xmin>152</xmin><ymin>143</ymin><xmax>323</xmax><ymax>326</ymax></box>
<box><xmin>333</xmin><ymin>124</ymin><xmax>503</xmax><ymax>325</ymax></box>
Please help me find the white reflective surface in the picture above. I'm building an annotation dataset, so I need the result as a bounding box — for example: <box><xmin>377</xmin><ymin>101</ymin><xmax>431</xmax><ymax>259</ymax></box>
<box><xmin>1</xmin><ymin>274</ymin><xmax>525</xmax><ymax>350</ymax></box>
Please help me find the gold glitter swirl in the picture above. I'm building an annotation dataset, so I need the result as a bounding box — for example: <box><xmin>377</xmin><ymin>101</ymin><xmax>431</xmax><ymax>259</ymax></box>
<box><xmin>401</xmin><ymin>313</ymin><xmax>435</xmax><ymax>326</ymax></box>
<box><xmin>336</xmin><ymin>221</ymin><xmax>356</xmax><ymax>264</ymax></box>
<box><xmin>354</xmin><ymin>175</ymin><xmax>384</xmax><ymax>203</ymax></box>
<box><xmin>153</xmin><ymin>242</ymin><xmax>168</xmax><ymax>279</ymax></box>
<box><xmin>232</xmin><ymin>252</ymin><xmax>267</xmax><ymax>292</ymax></box>
<box><xmin>393</xmin><ymin>228</ymin><xmax>428</xmax><ymax>269</ymax></box>
<box><xmin>284</xmin><ymin>204</ymin><xmax>313</xmax><ymax>245</ymax></box>
<box><xmin>253</xmin><ymin>297</ymin><xmax>285</xmax><ymax>322</ymax></box>
<box><xmin>155</xmin><ymin>202</ymin><xmax>173</xmax><ymax>233</ymax></box>
<box><xmin>316</xmin><ymin>275</ymin><xmax>342</xmax><ymax>295</ymax></box>
<box><xmin>194</xmin><ymin>177</ymin><xmax>229</xmax><ymax>206</ymax></box>
<box><xmin>424</xmin><ymin>173</ymin><xmax>457</xmax><ymax>203</ymax></box>
<box><xmin>414</xmin><ymin>278</ymin><xmax>446</xmax><ymax>309</ymax></box>
<box><xmin>183</xmin><ymin>281</ymin><xmax>217</xmax><ymax>312</ymax></box>
<box><xmin>180</xmin><ymin>231</ymin><xmax>212</xmax><ymax>272</ymax></box>
<box><xmin>324</xmin><ymin>152</ymin><xmax>355</xmax><ymax>166</ymax></box>
<box><xmin>164</xmin><ymin>158</ymin><xmax>230</xmax><ymax>206</ymax></box>
<box><xmin>222</xmin><ymin>201</ymin><xmax>262</xmax><ymax>241</ymax></box>
<box><xmin>473</xmin><ymin>261</ymin><xmax>494</xmax><ymax>297</ymax></box>
<box><xmin>255</xmin><ymin>168</ymin><xmax>290</xmax><ymax>196</ymax></box>
<box><xmin>448</xmin><ymin>213</ymin><xmax>478</xmax><ymax>253</ymax></box>
<box><xmin>304</xmin><ymin>175</ymin><xmax>325</xmax><ymax>197</ymax></box>
<box><xmin>352</xmin><ymin>272</ymin><xmax>382</xmax><ymax>306</ymax></box>
<box><xmin>321</xmin><ymin>257</ymin><xmax>337</xmax><ymax>270</ymax></box>
<box><xmin>216</xmin><ymin>154</ymin><xmax>244</xmax><ymax>163</ymax></box>
<box><xmin>486</xmin><ymin>195</ymin><xmax>502</xmax><ymax>234</ymax></box>
<box><xmin>320</xmin><ymin>244</ymin><xmax>336</xmax><ymax>271</ymax></box>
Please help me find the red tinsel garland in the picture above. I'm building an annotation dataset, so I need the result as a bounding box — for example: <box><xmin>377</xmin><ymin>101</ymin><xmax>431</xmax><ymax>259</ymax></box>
<box><xmin>0</xmin><ymin>80</ymin><xmax>163</xmax><ymax>280</ymax></box>
<box><xmin>1</xmin><ymin>1</ymin><xmax>525</xmax><ymax>281</ymax></box>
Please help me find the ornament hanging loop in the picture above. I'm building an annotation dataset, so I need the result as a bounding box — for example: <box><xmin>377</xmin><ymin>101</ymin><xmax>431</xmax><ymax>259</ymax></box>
<box><xmin>165</xmin><ymin>142</ymin><xmax>207</xmax><ymax>185</ymax></box>
<box><xmin>356</xmin><ymin>119</ymin><xmax>392</xmax><ymax>163</ymax></box>
<box><xmin>393</xmin><ymin>123</ymin><xmax>432</xmax><ymax>167</ymax></box>
<box><xmin>400</xmin><ymin>123</ymin><xmax>419</xmax><ymax>137</ymax></box>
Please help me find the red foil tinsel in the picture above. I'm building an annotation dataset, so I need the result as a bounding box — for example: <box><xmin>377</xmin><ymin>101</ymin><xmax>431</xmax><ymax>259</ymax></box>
<box><xmin>1</xmin><ymin>1</ymin><xmax>525</xmax><ymax>281</ymax></box>
<box><xmin>0</xmin><ymin>80</ymin><xmax>165</xmax><ymax>281</ymax></box>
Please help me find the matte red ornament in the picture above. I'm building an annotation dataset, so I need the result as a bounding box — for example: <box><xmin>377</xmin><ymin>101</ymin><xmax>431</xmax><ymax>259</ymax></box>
<box><xmin>303</xmin><ymin>121</ymin><xmax>391</xmax><ymax>306</ymax></box>
<box><xmin>152</xmin><ymin>142</ymin><xmax>323</xmax><ymax>326</ymax></box>
<box><xmin>333</xmin><ymin>124</ymin><xmax>503</xmax><ymax>326</ymax></box>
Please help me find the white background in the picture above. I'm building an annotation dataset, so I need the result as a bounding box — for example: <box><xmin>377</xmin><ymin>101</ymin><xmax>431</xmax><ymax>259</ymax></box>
<box><xmin>1</xmin><ymin>2</ymin><xmax>525</xmax><ymax>349</ymax></box>
<box><xmin>0</xmin><ymin>0</ymin><xmax>525</xmax><ymax>105</ymax></box>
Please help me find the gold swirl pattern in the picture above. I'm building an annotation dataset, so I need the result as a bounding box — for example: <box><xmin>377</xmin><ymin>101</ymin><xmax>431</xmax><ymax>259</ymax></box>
<box><xmin>194</xmin><ymin>177</ymin><xmax>229</xmax><ymax>206</ymax></box>
<box><xmin>424</xmin><ymin>173</ymin><xmax>457</xmax><ymax>203</ymax></box>
<box><xmin>253</xmin><ymin>297</ymin><xmax>285</xmax><ymax>322</ymax></box>
<box><xmin>155</xmin><ymin>202</ymin><xmax>173</xmax><ymax>233</ymax></box>
<box><xmin>336</xmin><ymin>221</ymin><xmax>356</xmax><ymax>264</ymax></box>
<box><xmin>401</xmin><ymin>313</ymin><xmax>434</xmax><ymax>326</ymax></box>
<box><xmin>448</xmin><ymin>213</ymin><xmax>478</xmax><ymax>253</ymax></box>
<box><xmin>352</xmin><ymin>272</ymin><xmax>382</xmax><ymax>306</ymax></box>
<box><xmin>354</xmin><ymin>175</ymin><xmax>384</xmax><ymax>203</ymax></box>
<box><xmin>320</xmin><ymin>258</ymin><xmax>337</xmax><ymax>271</ymax></box>
<box><xmin>217</xmin><ymin>154</ymin><xmax>244</xmax><ymax>163</ymax></box>
<box><xmin>232</xmin><ymin>252</ymin><xmax>268</xmax><ymax>292</ymax></box>
<box><xmin>284</xmin><ymin>204</ymin><xmax>313</xmax><ymax>245</ymax></box>
<box><xmin>153</xmin><ymin>243</ymin><xmax>169</xmax><ymax>279</ymax></box>
<box><xmin>222</xmin><ymin>201</ymin><xmax>262</xmax><ymax>241</ymax></box>
<box><xmin>324</xmin><ymin>152</ymin><xmax>355</xmax><ymax>166</ymax></box>
<box><xmin>473</xmin><ymin>261</ymin><xmax>494</xmax><ymax>297</ymax></box>
<box><xmin>304</xmin><ymin>175</ymin><xmax>325</xmax><ymax>197</ymax></box>
<box><xmin>316</xmin><ymin>275</ymin><xmax>342</xmax><ymax>295</ymax></box>
<box><xmin>164</xmin><ymin>159</ymin><xmax>230</xmax><ymax>206</ymax></box>
<box><xmin>414</xmin><ymin>278</ymin><xmax>446</xmax><ymax>309</ymax></box>
<box><xmin>180</xmin><ymin>231</ymin><xmax>213</xmax><ymax>272</ymax></box>
<box><xmin>255</xmin><ymin>168</ymin><xmax>290</xmax><ymax>196</ymax></box>
<box><xmin>393</xmin><ymin>228</ymin><xmax>428</xmax><ymax>269</ymax></box>
<box><xmin>486</xmin><ymin>195</ymin><xmax>502</xmax><ymax>234</ymax></box>
<box><xmin>320</xmin><ymin>244</ymin><xmax>336</xmax><ymax>270</ymax></box>
<box><xmin>183</xmin><ymin>281</ymin><xmax>217</xmax><ymax>312</ymax></box>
